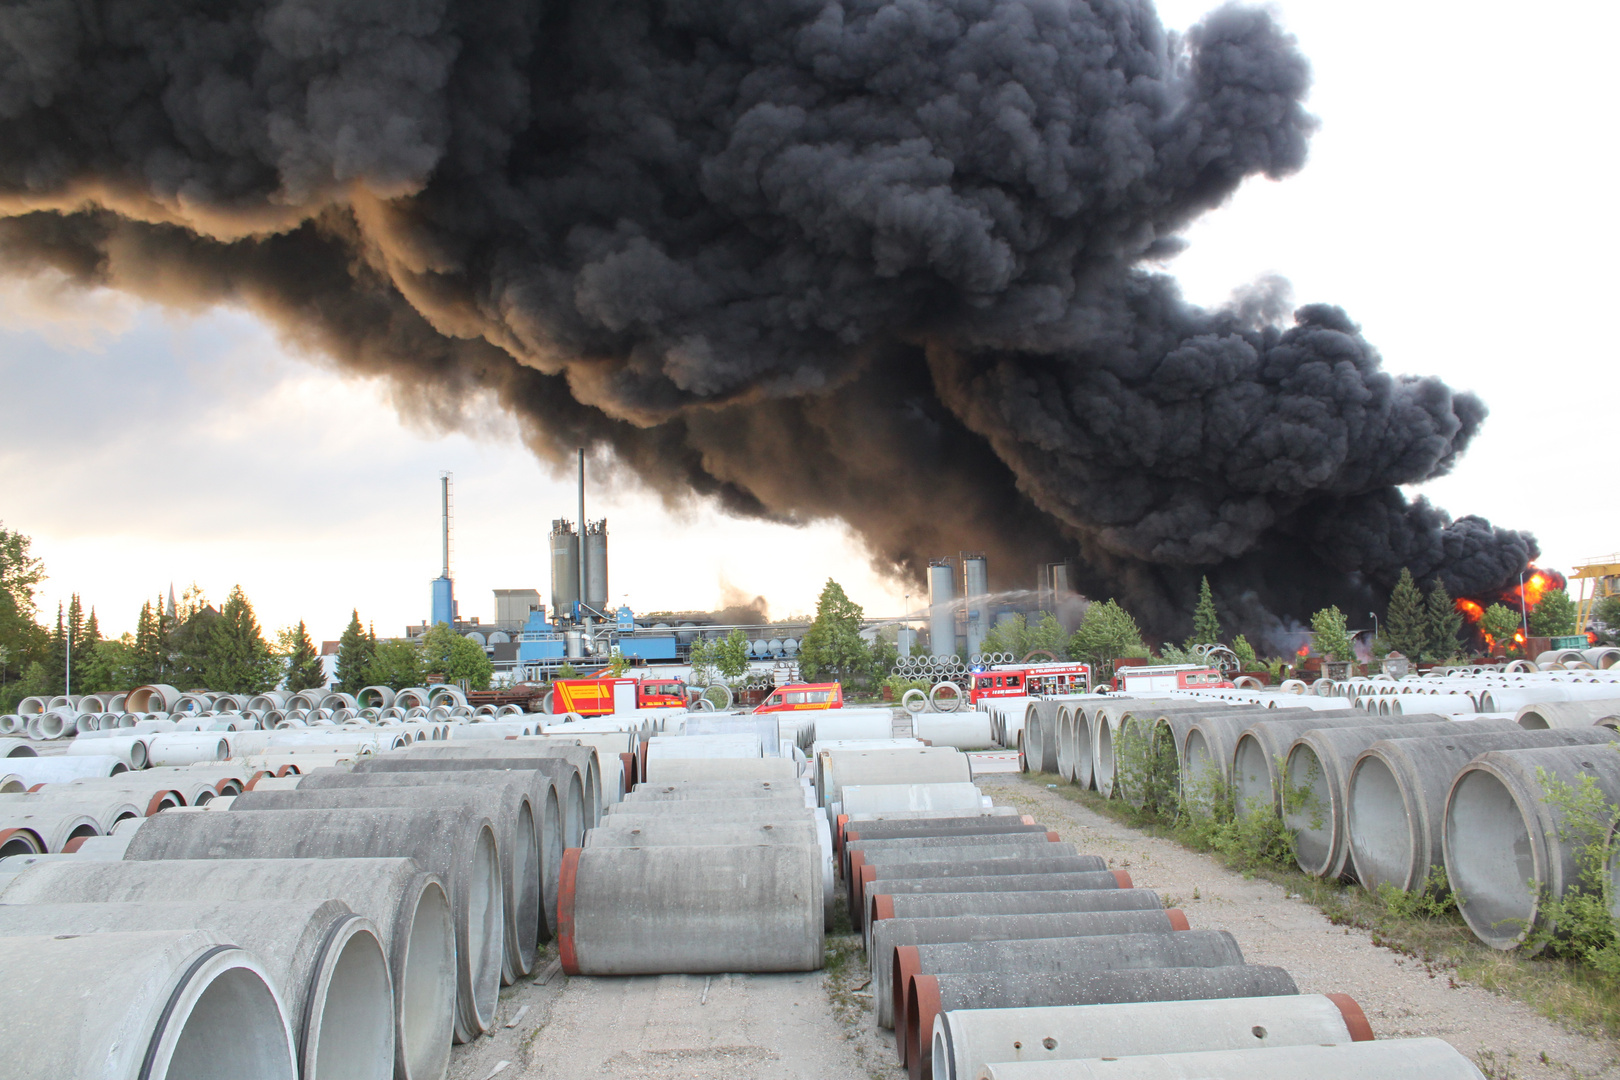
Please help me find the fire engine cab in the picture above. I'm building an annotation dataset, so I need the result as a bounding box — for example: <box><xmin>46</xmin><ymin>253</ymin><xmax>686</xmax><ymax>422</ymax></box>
<box><xmin>548</xmin><ymin>675</ymin><xmax>688</xmax><ymax>716</ymax></box>
<box><xmin>1111</xmin><ymin>664</ymin><xmax>1232</xmax><ymax>693</ymax></box>
<box><xmin>968</xmin><ymin>662</ymin><xmax>1091</xmax><ymax>705</ymax></box>
<box><xmin>752</xmin><ymin>682</ymin><xmax>844</xmax><ymax>713</ymax></box>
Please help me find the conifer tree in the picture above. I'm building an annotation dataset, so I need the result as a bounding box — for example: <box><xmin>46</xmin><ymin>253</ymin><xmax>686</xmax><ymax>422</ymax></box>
<box><xmin>1425</xmin><ymin>579</ymin><xmax>1464</xmax><ymax>662</ymax></box>
<box><xmin>1385</xmin><ymin>568</ymin><xmax>1428</xmax><ymax>659</ymax></box>
<box><xmin>206</xmin><ymin>585</ymin><xmax>276</xmax><ymax>693</ymax></box>
<box><xmin>1188</xmin><ymin>576</ymin><xmax>1221</xmax><ymax>646</ymax></box>
<box><xmin>335</xmin><ymin>610</ymin><xmax>375</xmax><ymax>694</ymax></box>
<box><xmin>283</xmin><ymin>620</ymin><xmax>326</xmax><ymax>692</ymax></box>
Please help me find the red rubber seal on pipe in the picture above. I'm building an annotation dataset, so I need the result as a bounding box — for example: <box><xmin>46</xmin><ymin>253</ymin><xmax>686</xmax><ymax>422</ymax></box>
<box><xmin>1166</xmin><ymin>908</ymin><xmax>1190</xmax><ymax>931</ymax></box>
<box><xmin>0</xmin><ymin>827</ymin><xmax>42</xmax><ymax>853</ymax></box>
<box><xmin>835</xmin><ymin>813</ymin><xmax>848</xmax><ymax>855</ymax></box>
<box><xmin>1326</xmin><ymin>993</ymin><xmax>1375</xmax><ymax>1041</ymax></box>
<box><xmin>1045</xmin><ymin>830</ymin><xmax>1062</xmax><ymax>842</ymax></box>
<box><xmin>26</xmin><ymin>783</ymin><xmax>46</xmax><ymax>793</ymax></box>
<box><xmin>557</xmin><ymin>847</ymin><xmax>582</xmax><ymax>976</ymax></box>
<box><xmin>62</xmin><ymin>835</ymin><xmax>89</xmax><ymax>854</ymax></box>
<box><xmin>619</xmin><ymin>752</ymin><xmax>637</xmax><ymax>791</ymax></box>
<box><xmin>144</xmin><ymin>791</ymin><xmax>173</xmax><ymax>816</ymax></box>
<box><xmin>1111</xmin><ymin>870</ymin><xmax>1133</xmax><ymax>888</ymax></box>
<box><xmin>907</xmin><ymin>974</ymin><xmax>942</xmax><ymax>1080</ymax></box>
<box><xmin>892</xmin><ymin>946</ymin><xmax>921</xmax><ymax>1063</ymax></box>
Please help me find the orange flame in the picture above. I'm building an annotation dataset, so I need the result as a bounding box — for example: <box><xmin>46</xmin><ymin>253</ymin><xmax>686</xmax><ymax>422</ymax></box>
<box><xmin>1456</xmin><ymin>598</ymin><xmax>1485</xmax><ymax>622</ymax></box>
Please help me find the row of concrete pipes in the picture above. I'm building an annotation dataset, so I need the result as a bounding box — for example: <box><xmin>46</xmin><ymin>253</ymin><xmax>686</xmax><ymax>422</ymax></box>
<box><xmin>0</xmin><ymin>734</ymin><xmax>606</xmax><ymax>1080</ymax></box>
<box><xmin>989</xmin><ymin>677</ymin><xmax>1620</xmax><ymax>956</ymax></box>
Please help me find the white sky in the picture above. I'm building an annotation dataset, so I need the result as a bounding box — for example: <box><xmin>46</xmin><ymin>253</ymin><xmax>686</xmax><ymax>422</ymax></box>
<box><xmin>3</xmin><ymin>0</ymin><xmax>1616</xmax><ymax>642</ymax></box>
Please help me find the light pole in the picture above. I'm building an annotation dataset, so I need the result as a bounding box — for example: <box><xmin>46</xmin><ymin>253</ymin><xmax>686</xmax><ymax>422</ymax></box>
<box><xmin>1368</xmin><ymin>611</ymin><xmax>1379</xmax><ymax>644</ymax></box>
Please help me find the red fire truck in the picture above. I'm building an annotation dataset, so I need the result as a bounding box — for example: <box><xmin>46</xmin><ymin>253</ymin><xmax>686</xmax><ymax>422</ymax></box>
<box><xmin>1111</xmin><ymin>664</ymin><xmax>1232</xmax><ymax>693</ymax></box>
<box><xmin>967</xmin><ymin>662</ymin><xmax>1091</xmax><ymax>705</ymax></box>
<box><xmin>547</xmin><ymin>675</ymin><xmax>688</xmax><ymax>716</ymax></box>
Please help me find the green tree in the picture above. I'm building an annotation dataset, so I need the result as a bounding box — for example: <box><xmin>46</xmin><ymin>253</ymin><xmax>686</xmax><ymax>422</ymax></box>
<box><xmin>0</xmin><ymin>524</ymin><xmax>47</xmax><ymax>697</ymax></box>
<box><xmin>715</xmin><ymin>628</ymin><xmax>751</xmax><ymax>680</ymax></box>
<box><xmin>130</xmin><ymin>599</ymin><xmax>170</xmax><ymax>684</ymax></box>
<box><xmin>1593</xmin><ymin>596</ymin><xmax>1620</xmax><ymax>645</ymax></box>
<box><xmin>77</xmin><ymin>635</ymin><xmax>135</xmax><ymax>692</ymax></box>
<box><xmin>1188</xmin><ymin>577</ymin><xmax>1221</xmax><ymax>646</ymax></box>
<box><xmin>205</xmin><ymin>585</ymin><xmax>277</xmax><ymax>693</ymax></box>
<box><xmin>554</xmin><ymin>662</ymin><xmax>580</xmax><ymax>680</ymax></box>
<box><xmin>1309</xmin><ymin>606</ymin><xmax>1355</xmax><ymax>663</ymax></box>
<box><xmin>281</xmin><ymin>621</ymin><xmax>326</xmax><ymax>692</ymax></box>
<box><xmin>418</xmin><ymin>623</ymin><xmax>492</xmax><ymax>689</ymax></box>
<box><xmin>169</xmin><ymin>587</ymin><xmax>220</xmax><ymax>687</ymax></box>
<box><xmin>1068</xmin><ymin>600</ymin><xmax>1149</xmax><ymax>679</ymax></box>
<box><xmin>367</xmin><ymin>639</ymin><xmax>423</xmax><ymax>690</ymax></box>
<box><xmin>981</xmin><ymin>612</ymin><xmax>1069</xmax><ymax>660</ymax></box>
<box><xmin>1385</xmin><ymin>568</ymin><xmax>1428</xmax><ymax>659</ymax></box>
<box><xmin>1480</xmin><ymin>603</ymin><xmax>1522</xmax><ymax>655</ymax></box>
<box><xmin>43</xmin><ymin>604</ymin><xmax>65</xmax><ymax>695</ymax></box>
<box><xmin>1528</xmin><ymin>586</ymin><xmax>1578</xmax><ymax>637</ymax></box>
<box><xmin>1231</xmin><ymin>634</ymin><xmax>1257</xmax><ymax>671</ymax></box>
<box><xmin>334</xmin><ymin>610</ymin><xmax>376</xmax><ymax>694</ymax></box>
<box><xmin>798</xmin><ymin>579</ymin><xmax>870</xmax><ymax>683</ymax></box>
<box><xmin>1425</xmin><ymin>579</ymin><xmax>1465</xmax><ymax>662</ymax></box>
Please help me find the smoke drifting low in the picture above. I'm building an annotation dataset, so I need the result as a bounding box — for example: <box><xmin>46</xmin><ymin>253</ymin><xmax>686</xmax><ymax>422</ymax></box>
<box><xmin>0</xmin><ymin>0</ymin><xmax>1534</xmax><ymax>641</ymax></box>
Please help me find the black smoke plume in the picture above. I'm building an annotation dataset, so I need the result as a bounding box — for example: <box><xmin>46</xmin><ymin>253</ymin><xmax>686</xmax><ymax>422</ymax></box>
<box><xmin>0</xmin><ymin>0</ymin><xmax>1535</xmax><ymax>642</ymax></box>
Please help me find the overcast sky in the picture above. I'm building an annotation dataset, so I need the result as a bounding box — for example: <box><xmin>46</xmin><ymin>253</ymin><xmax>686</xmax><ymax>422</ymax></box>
<box><xmin>3</xmin><ymin>0</ymin><xmax>1614</xmax><ymax>642</ymax></box>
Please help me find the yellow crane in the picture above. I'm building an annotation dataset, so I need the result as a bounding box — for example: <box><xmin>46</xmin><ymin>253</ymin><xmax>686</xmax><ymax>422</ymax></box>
<box><xmin>1572</xmin><ymin>553</ymin><xmax>1620</xmax><ymax>633</ymax></box>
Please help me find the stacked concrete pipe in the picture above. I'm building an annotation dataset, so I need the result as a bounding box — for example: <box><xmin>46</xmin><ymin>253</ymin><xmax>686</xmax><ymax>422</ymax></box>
<box><xmin>123</xmin><ymin>804</ymin><xmax>503</xmax><ymax>1045</ymax></box>
<box><xmin>1444</xmin><ymin>744</ymin><xmax>1620</xmax><ymax>949</ymax></box>
<box><xmin>1230</xmin><ymin>714</ymin><xmax>1431</xmax><ymax>819</ymax></box>
<box><xmin>1</xmin><ymin>856</ymin><xmax>457</xmax><ymax>1080</ymax></box>
<box><xmin>0</xmin><ymin>929</ymin><xmax>296</xmax><ymax>1080</ymax></box>
<box><xmin>1516</xmin><ymin>698</ymin><xmax>1620</xmax><ymax>729</ymax></box>
<box><xmin>972</xmin><ymin>1037</ymin><xmax>1484</xmax><ymax>1078</ymax></box>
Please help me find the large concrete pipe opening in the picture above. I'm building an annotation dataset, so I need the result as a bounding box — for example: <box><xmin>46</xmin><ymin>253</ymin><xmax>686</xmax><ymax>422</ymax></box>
<box><xmin>1093</xmin><ymin>720</ymin><xmax>1114</xmax><ymax>795</ymax></box>
<box><xmin>400</xmin><ymin>881</ymin><xmax>456</xmax><ymax>1080</ymax></box>
<box><xmin>153</xmin><ymin>949</ymin><xmax>297</xmax><ymax>1080</ymax></box>
<box><xmin>1180</xmin><ymin>729</ymin><xmax>1218</xmax><ymax>814</ymax></box>
<box><xmin>466</xmin><ymin>825</ymin><xmax>503</xmax><ymax>1038</ymax></box>
<box><xmin>1446</xmin><ymin>767</ymin><xmax>1538</xmax><ymax>948</ymax></box>
<box><xmin>1282</xmin><ymin>745</ymin><xmax>1332</xmax><ymax>875</ymax></box>
<box><xmin>540</xmin><ymin>786</ymin><xmax>562</xmax><ymax>938</ymax></box>
<box><xmin>306</xmin><ymin>918</ymin><xmax>394</xmax><ymax>1080</ymax></box>
<box><xmin>1232</xmin><ymin>734</ymin><xmax>1272</xmax><ymax>818</ymax></box>
<box><xmin>1345</xmin><ymin>754</ymin><xmax>1417</xmax><ymax>892</ymax></box>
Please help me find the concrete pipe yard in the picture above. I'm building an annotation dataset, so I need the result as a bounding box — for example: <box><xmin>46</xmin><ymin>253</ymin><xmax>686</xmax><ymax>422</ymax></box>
<box><xmin>0</xmin><ymin>662</ymin><xmax>1614</xmax><ymax>1080</ymax></box>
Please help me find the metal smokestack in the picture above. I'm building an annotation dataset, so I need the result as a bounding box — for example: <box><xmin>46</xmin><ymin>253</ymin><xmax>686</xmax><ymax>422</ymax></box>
<box><xmin>577</xmin><ymin>448</ymin><xmax>586</xmax><ymax>619</ymax></box>
<box><xmin>441</xmin><ymin>472</ymin><xmax>452</xmax><ymax>578</ymax></box>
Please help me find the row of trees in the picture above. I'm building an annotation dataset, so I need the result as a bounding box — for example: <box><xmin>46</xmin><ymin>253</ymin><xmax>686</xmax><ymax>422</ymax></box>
<box><xmin>0</xmin><ymin>522</ymin><xmax>492</xmax><ymax>713</ymax></box>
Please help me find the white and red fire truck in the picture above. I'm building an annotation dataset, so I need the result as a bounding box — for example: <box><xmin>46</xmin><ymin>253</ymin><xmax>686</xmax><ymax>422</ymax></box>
<box><xmin>967</xmin><ymin>661</ymin><xmax>1092</xmax><ymax>705</ymax></box>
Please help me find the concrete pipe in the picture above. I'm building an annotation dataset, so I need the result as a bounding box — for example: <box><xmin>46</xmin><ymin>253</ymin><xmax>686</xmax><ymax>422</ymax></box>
<box><xmin>972</xmin><ymin>1037</ymin><xmax>1477</xmax><ymax>1080</ymax></box>
<box><xmin>290</xmin><ymin>691</ymin><xmax>326</xmax><ymax>712</ymax></box>
<box><xmin>814</xmin><ymin>712</ymin><xmax>900</xmax><ymax>743</ymax></box>
<box><xmin>869</xmin><ymin>886</ymin><xmax>1155</xmax><ymax>960</ymax></box>
<box><xmin>1232</xmin><ymin>714</ymin><xmax>1433</xmax><ymax>819</ymax></box>
<box><xmin>645</xmin><ymin>757</ymin><xmax>797</xmax><ymax>782</ymax></box>
<box><xmin>357</xmin><ymin>686</ymin><xmax>398</xmax><ymax>709</ymax></box>
<box><xmin>891</xmin><ymin>930</ymin><xmax>1245</xmax><ymax>1061</ymax></box>
<box><xmin>15</xmin><ymin>696</ymin><xmax>48</xmax><ymax>716</ymax></box>
<box><xmin>125</xmin><ymin>805</ymin><xmax>503</xmax><ymax>1043</ymax></box>
<box><xmin>843</xmin><ymin>816</ymin><xmax>1043</xmax><ymax>855</ymax></box>
<box><xmin>380</xmin><ymin>743</ymin><xmax>601</xmax><ymax>827</ymax></box>
<box><xmin>358</xmin><ymin>751</ymin><xmax>589</xmax><ymax>850</ymax></box>
<box><xmin>1027</xmin><ymin>702</ymin><xmax>1061</xmax><ymax>775</ymax></box>
<box><xmin>1347</xmin><ymin>727</ymin><xmax>1620</xmax><ymax>895</ymax></box>
<box><xmin>0</xmin><ymin>737</ymin><xmax>37</xmax><ymax>757</ymax></box>
<box><xmin>1445</xmin><ymin>745</ymin><xmax>1620</xmax><ymax>949</ymax></box>
<box><xmin>858</xmin><ymin>858</ymin><xmax>1115</xmax><ymax>929</ymax></box>
<box><xmin>931</xmin><ymin>993</ymin><xmax>1372</xmax><ymax>1080</ymax></box>
<box><xmin>820</xmin><ymin>748</ymin><xmax>971</xmax><ymax>810</ymax></box>
<box><xmin>247</xmin><ymin>692</ymin><xmax>292</xmax><ymax>712</ymax></box>
<box><xmin>613</xmin><ymin>795</ymin><xmax>809</xmax><ymax>821</ymax></box>
<box><xmin>236</xmin><ymin>782</ymin><xmax>540</xmax><ymax>986</ymax></box>
<box><xmin>56</xmin><ymin>778</ymin><xmax>187</xmax><ymax>813</ymax></box>
<box><xmin>839</xmin><ymin>782</ymin><xmax>989</xmax><ymax>822</ymax></box>
<box><xmin>33</xmin><ymin>708</ymin><xmax>76</xmax><ymax>740</ymax></box>
<box><xmin>45</xmin><ymin>694</ymin><xmax>83</xmax><ymax>711</ymax></box>
<box><xmin>902</xmin><ymin>689</ymin><xmax>930</xmax><ymax>714</ymax></box>
<box><xmin>915</xmin><ymin>713</ymin><xmax>996</xmax><ymax>750</ymax></box>
<box><xmin>299</xmin><ymin>766</ymin><xmax>565</xmax><ymax>943</ymax></box>
<box><xmin>849</xmin><ymin>841</ymin><xmax>1080</xmax><ymax>923</ymax></box>
<box><xmin>558</xmin><ymin>843</ymin><xmax>823</xmax><ymax>975</ymax></box>
<box><xmin>395</xmin><ymin>688</ymin><xmax>432</xmax><ymax>710</ymax></box>
<box><xmin>0</xmin><ymin>929</ymin><xmax>296</xmax><ymax>1080</ymax></box>
<box><xmin>320</xmin><ymin>693</ymin><xmax>359</xmax><ymax>712</ymax></box>
<box><xmin>846</xmin><ymin>826</ymin><xmax>1057</xmax><ymax>875</ymax></box>
<box><xmin>171</xmin><ymin>693</ymin><xmax>213</xmax><ymax>715</ymax></box>
<box><xmin>428</xmin><ymin>688</ymin><xmax>467</xmax><ymax>710</ymax></box>
<box><xmin>1480</xmin><ymin>685</ymin><xmax>1620</xmax><ymax>712</ymax></box>
<box><xmin>1112</xmin><ymin>706</ymin><xmax>1253</xmax><ymax>810</ymax></box>
<box><xmin>1392</xmin><ymin>695</ymin><xmax>1476</xmax><ymax>716</ymax></box>
<box><xmin>1516</xmin><ymin>698</ymin><xmax>1620</xmax><ymax>729</ymax></box>
<box><xmin>0</xmin><ymin>900</ymin><xmax>392</xmax><ymax>1080</ymax></box>
<box><xmin>147</xmin><ymin>733</ymin><xmax>229</xmax><ymax>766</ymax></box>
<box><xmin>5</xmin><ymin>755</ymin><xmax>130</xmax><ymax>785</ymax></box>
<box><xmin>871</xmin><ymin>909</ymin><xmax>1195</xmax><ymax>1039</ymax></box>
<box><xmin>929</xmin><ymin>681</ymin><xmax>964</xmax><ymax>713</ymax></box>
<box><xmin>1054</xmin><ymin>705</ymin><xmax>1082</xmax><ymax>784</ymax></box>
<box><xmin>1284</xmin><ymin>717</ymin><xmax>1520</xmax><ymax>880</ymax></box>
<box><xmin>1586</xmin><ymin>648</ymin><xmax>1620</xmax><ymax>670</ymax></box>
<box><xmin>908</xmin><ymin>965</ymin><xmax>1298</xmax><ymax>1080</ymax></box>
<box><xmin>66</xmin><ymin>733</ymin><xmax>150</xmax><ymax>770</ymax></box>
<box><xmin>0</xmin><ymin>804</ymin><xmax>102</xmax><ymax>852</ymax></box>
<box><xmin>0</xmin><ymin>857</ymin><xmax>456</xmax><ymax>1080</ymax></box>
<box><xmin>0</xmin><ymin>716</ymin><xmax>18</xmax><ymax>735</ymax></box>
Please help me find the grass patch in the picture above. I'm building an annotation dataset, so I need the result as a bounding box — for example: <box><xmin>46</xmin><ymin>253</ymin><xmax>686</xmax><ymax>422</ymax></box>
<box><xmin>1017</xmin><ymin>772</ymin><xmax>1620</xmax><ymax>1040</ymax></box>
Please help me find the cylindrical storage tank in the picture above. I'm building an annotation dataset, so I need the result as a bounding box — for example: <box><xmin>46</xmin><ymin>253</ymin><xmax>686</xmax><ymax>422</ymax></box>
<box><xmin>1348</xmin><ymin>727</ymin><xmax>1620</xmax><ymax>895</ymax></box>
<box><xmin>1517</xmin><ymin>699</ymin><xmax>1620</xmax><ymax>729</ymax></box>
<box><xmin>123</xmin><ymin>805</ymin><xmax>503</xmax><ymax>1043</ymax></box>
<box><xmin>891</xmin><ymin>931</ymin><xmax>1244</xmax><ymax>1060</ymax></box>
<box><xmin>0</xmin><ymin>929</ymin><xmax>296</xmax><ymax>1080</ymax></box>
<box><xmin>0</xmin><ymin>857</ymin><xmax>456</xmax><ymax>1080</ymax></box>
<box><xmin>928</xmin><ymin>562</ymin><xmax>957</xmax><ymax>658</ymax></box>
<box><xmin>235</xmin><ymin>781</ymin><xmax>540</xmax><ymax>986</ymax></box>
<box><xmin>584</xmin><ymin>523</ymin><xmax>608</xmax><ymax>610</ymax></box>
<box><xmin>931</xmin><ymin>993</ymin><xmax>1372</xmax><ymax>1080</ymax></box>
<box><xmin>971</xmin><ymin>1038</ymin><xmax>1479</xmax><ymax>1080</ymax></box>
<box><xmin>559</xmin><ymin>844</ymin><xmax>822</xmax><ymax>974</ymax></box>
<box><xmin>1282</xmin><ymin>717</ymin><xmax>1519</xmax><ymax>880</ymax></box>
<box><xmin>0</xmin><ymin>901</ymin><xmax>391</xmax><ymax>1080</ymax></box>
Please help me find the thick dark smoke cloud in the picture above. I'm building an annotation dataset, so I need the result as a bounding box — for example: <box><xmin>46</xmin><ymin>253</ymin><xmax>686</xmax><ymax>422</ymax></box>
<box><xmin>0</xmin><ymin>0</ymin><xmax>1535</xmax><ymax>642</ymax></box>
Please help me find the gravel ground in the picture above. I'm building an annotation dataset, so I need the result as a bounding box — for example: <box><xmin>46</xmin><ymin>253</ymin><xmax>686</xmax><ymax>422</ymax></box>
<box><xmin>980</xmin><ymin>775</ymin><xmax>1620</xmax><ymax>1080</ymax></box>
